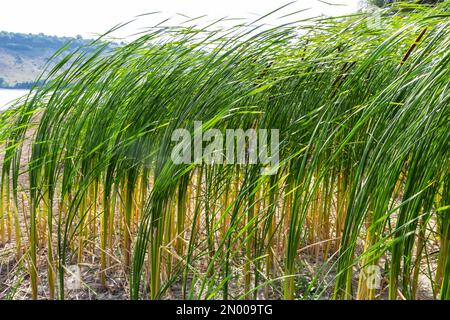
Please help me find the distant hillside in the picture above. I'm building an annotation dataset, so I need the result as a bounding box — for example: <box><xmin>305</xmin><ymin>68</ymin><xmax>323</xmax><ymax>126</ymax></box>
<box><xmin>0</xmin><ymin>32</ymin><xmax>108</xmax><ymax>88</ymax></box>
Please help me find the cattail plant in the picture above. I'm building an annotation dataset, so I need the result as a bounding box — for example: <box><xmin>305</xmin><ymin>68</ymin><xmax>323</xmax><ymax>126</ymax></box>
<box><xmin>0</xmin><ymin>1</ymin><xmax>449</xmax><ymax>300</ymax></box>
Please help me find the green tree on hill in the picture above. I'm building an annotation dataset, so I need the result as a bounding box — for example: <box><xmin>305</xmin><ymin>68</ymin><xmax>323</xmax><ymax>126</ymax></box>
<box><xmin>370</xmin><ymin>0</ymin><xmax>443</xmax><ymax>6</ymax></box>
<box><xmin>0</xmin><ymin>77</ymin><xmax>8</xmax><ymax>88</ymax></box>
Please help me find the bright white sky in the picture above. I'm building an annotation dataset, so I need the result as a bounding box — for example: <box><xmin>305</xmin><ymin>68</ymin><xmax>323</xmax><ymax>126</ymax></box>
<box><xmin>0</xmin><ymin>0</ymin><xmax>360</xmax><ymax>38</ymax></box>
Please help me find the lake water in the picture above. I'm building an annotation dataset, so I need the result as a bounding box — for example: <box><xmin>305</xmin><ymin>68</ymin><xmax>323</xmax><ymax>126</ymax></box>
<box><xmin>0</xmin><ymin>88</ymin><xmax>30</xmax><ymax>110</ymax></box>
